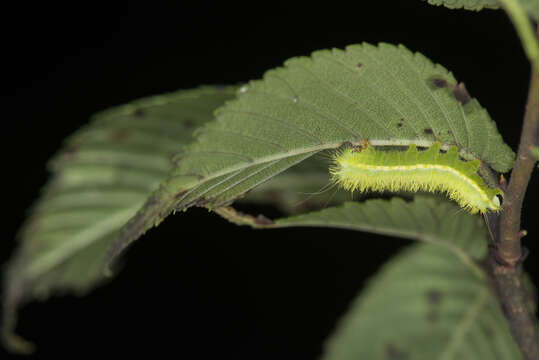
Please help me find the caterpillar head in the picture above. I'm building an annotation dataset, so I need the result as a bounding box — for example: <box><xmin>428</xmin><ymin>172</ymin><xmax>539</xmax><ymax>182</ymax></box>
<box><xmin>487</xmin><ymin>193</ymin><xmax>503</xmax><ymax>212</ymax></box>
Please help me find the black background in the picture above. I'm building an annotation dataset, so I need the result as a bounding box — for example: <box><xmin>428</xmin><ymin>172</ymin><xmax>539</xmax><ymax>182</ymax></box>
<box><xmin>2</xmin><ymin>1</ymin><xmax>538</xmax><ymax>359</ymax></box>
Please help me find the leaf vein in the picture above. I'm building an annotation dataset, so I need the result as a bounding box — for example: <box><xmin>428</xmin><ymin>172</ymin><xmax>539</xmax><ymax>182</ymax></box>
<box><xmin>247</xmin><ymin>88</ymin><xmax>363</xmax><ymax>139</ymax></box>
<box><xmin>292</xmin><ymin>61</ymin><xmax>396</xmax><ymax>138</ymax></box>
<box><xmin>217</xmin><ymin>109</ymin><xmax>324</xmax><ymax>145</ymax></box>
<box><xmin>197</xmin><ymin>127</ymin><xmax>288</xmax><ymax>152</ymax></box>
<box><xmin>396</xmin><ymin>50</ymin><xmax>461</xmax><ymax>148</ymax></box>
<box><xmin>347</xmin><ymin>47</ymin><xmax>427</xmax><ymax>139</ymax></box>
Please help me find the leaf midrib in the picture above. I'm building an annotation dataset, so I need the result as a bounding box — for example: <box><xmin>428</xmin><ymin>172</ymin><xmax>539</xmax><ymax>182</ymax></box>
<box><xmin>175</xmin><ymin>138</ymin><xmax>483</xmax><ymax>207</ymax></box>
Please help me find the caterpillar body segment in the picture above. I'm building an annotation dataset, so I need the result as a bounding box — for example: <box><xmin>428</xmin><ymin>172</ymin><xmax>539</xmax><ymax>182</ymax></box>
<box><xmin>330</xmin><ymin>143</ymin><xmax>502</xmax><ymax>214</ymax></box>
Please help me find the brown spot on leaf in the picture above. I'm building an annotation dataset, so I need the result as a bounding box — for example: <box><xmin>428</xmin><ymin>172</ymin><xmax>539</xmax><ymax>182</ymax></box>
<box><xmin>426</xmin><ymin>290</ymin><xmax>442</xmax><ymax>323</ymax></box>
<box><xmin>397</xmin><ymin>121</ymin><xmax>403</xmax><ymax>128</ymax></box>
<box><xmin>110</xmin><ymin>129</ymin><xmax>130</xmax><ymax>141</ymax></box>
<box><xmin>216</xmin><ymin>206</ymin><xmax>275</xmax><ymax>226</ymax></box>
<box><xmin>133</xmin><ymin>108</ymin><xmax>145</xmax><ymax>117</ymax></box>
<box><xmin>182</xmin><ymin>118</ymin><xmax>195</xmax><ymax>128</ymax></box>
<box><xmin>432</xmin><ymin>78</ymin><xmax>448</xmax><ymax>88</ymax></box>
<box><xmin>173</xmin><ymin>190</ymin><xmax>189</xmax><ymax>199</ymax></box>
<box><xmin>427</xmin><ymin>290</ymin><xmax>442</xmax><ymax>305</ymax></box>
<box><xmin>254</xmin><ymin>214</ymin><xmax>274</xmax><ymax>225</ymax></box>
<box><xmin>481</xmin><ymin>322</ymin><xmax>494</xmax><ymax>339</ymax></box>
<box><xmin>338</xmin><ymin>141</ymin><xmax>352</xmax><ymax>147</ymax></box>
<box><xmin>423</xmin><ymin>128</ymin><xmax>434</xmax><ymax>135</ymax></box>
<box><xmin>501</xmin><ymin>303</ymin><xmax>510</xmax><ymax>318</ymax></box>
<box><xmin>357</xmin><ymin>63</ymin><xmax>363</xmax><ymax>68</ymax></box>
<box><xmin>233</xmin><ymin>208</ymin><xmax>274</xmax><ymax>225</ymax></box>
<box><xmin>453</xmin><ymin>82</ymin><xmax>471</xmax><ymax>105</ymax></box>
<box><xmin>195</xmin><ymin>198</ymin><xmax>209</xmax><ymax>207</ymax></box>
<box><xmin>385</xmin><ymin>343</ymin><xmax>408</xmax><ymax>359</ymax></box>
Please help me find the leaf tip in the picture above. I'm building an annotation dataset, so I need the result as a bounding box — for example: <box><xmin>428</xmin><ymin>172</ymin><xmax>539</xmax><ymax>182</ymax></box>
<box><xmin>1</xmin><ymin>304</ymin><xmax>35</xmax><ymax>355</ymax></box>
<box><xmin>1</xmin><ymin>331</ymin><xmax>35</xmax><ymax>355</ymax></box>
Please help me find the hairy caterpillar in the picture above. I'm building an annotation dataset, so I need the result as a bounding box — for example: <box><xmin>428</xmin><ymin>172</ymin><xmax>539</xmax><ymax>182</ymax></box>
<box><xmin>330</xmin><ymin>142</ymin><xmax>503</xmax><ymax>214</ymax></box>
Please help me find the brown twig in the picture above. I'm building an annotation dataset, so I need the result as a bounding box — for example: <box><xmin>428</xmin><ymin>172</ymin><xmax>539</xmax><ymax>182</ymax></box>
<box><xmin>490</xmin><ymin>46</ymin><xmax>539</xmax><ymax>359</ymax></box>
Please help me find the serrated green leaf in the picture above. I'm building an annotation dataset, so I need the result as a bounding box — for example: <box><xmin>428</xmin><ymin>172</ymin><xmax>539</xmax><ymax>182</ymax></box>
<box><xmin>111</xmin><ymin>42</ymin><xmax>514</xmax><ymax>262</ymax></box>
<box><xmin>215</xmin><ymin>196</ymin><xmax>520</xmax><ymax>360</ymax></box>
<box><xmin>274</xmin><ymin>196</ymin><xmax>487</xmax><ymax>259</ymax></box>
<box><xmin>421</xmin><ymin>0</ymin><xmax>500</xmax><ymax>10</ymax></box>
<box><xmin>215</xmin><ymin>195</ymin><xmax>521</xmax><ymax>358</ymax></box>
<box><xmin>422</xmin><ymin>0</ymin><xmax>539</xmax><ymax>22</ymax></box>
<box><xmin>321</xmin><ymin>244</ymin><xmax>521</xmax><ymax>359</ymax></box>
<box><xmin>2</xmin><ymin>86</ymin><xmax>237</xmax><ymax>353</ymax></box>
<box><xmin>217</xmin><ymin>196</ymin><xmax>487</xmax><ymax>277</ymax></box>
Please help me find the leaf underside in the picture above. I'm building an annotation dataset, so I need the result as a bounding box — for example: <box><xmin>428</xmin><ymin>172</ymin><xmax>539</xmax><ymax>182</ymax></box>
<box><xmin>111</xmin><ymin>42</ymin><xmax>514</xmax><ymax>262</ymax></box>
<box><xmin>2</xmin><ymin>86</ymin><xmax>237</xmax><ymax>353</ymax></box>
<box><xmin>240</xmin><ymin>152</ymin><xmax>352</xmax><ymax>214</ymax></box>
<box><xmin>321</xmin><ymin>243</ymin><xmax>521</xmax><ymax>360</ymax></box>
<box><xmin>4</xmin><ymin>84</ymin><xmax>355</xmax><ymax>353</ymax></box>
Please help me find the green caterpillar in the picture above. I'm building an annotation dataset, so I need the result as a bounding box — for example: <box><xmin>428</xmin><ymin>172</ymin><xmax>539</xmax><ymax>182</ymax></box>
<box><xmin>330</xmin><ymin>142</ymin><xmax>503</xmax><ymax>214</ymax></box>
